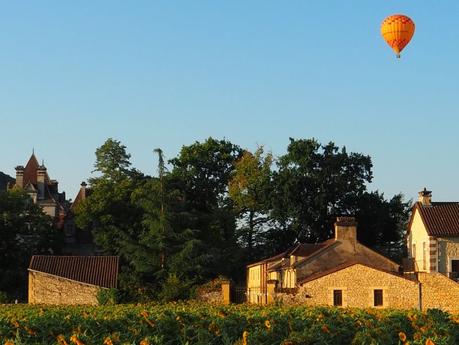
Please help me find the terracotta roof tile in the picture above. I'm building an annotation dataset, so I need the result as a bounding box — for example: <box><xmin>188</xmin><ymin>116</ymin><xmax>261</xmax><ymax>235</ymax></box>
<box><xmin>417</xmin><ymin>202</ymin><xmax>459</xmax><ymax>237</ymax></box>
<box><xmin>29</xmin><ymin>256</ymin><xmax>119</xmax><ymax>288</ymax></box>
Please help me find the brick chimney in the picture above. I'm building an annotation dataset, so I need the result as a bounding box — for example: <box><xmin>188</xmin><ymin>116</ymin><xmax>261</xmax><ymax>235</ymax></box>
<box><xmin>80</xmin><ymin>181</ymin><xmax>88</xmax><ymax>200</ymax></box>
<box><xmin>334</xmin><ymin>216</ymin><xmax>357</xmax><ymax>243</ymax></box>
<box><xmin>418</xmin><ymin>188</ymin><xmax>432</xmax><ymax>206</ymax></box>
<box><xmin>15</xmin><ymin>165</ymin><xmax>24</xmax><ymax>188</ymax></box>
<box><xmin>37</xmin><ymin>165</ymin><xmax>47</xmax><ymax>200</ymax></box>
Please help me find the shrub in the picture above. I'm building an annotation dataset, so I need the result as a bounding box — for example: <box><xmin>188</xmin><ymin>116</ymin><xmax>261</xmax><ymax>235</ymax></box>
<box><xmin>96</xmin><ymin>288</ymin><xmax>119</xmax><ymax>305</ymax></box>
<box><xmin>158</xmin><ymin>273</ymin><xmax>190</xmax><ymax>302</ymax></box>
<box><xmin>0</xmin><ymin>291</ymin><xmax>8</xmax><ymax>303</ymax></box>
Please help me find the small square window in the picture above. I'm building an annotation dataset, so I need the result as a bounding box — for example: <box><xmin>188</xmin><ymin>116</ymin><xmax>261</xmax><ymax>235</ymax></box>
<box><xmin>374</xmin><ymin>289</ymin><xmax>383</xmax><ymax>306</ymax></box>
<box><xmin>333</xmin><ymin>290</ymin><xmax>342</xmax><ymax>306</ymax></box>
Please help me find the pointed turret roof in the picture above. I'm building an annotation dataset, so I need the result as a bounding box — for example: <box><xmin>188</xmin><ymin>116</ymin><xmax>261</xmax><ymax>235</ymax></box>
<box><xmin>23</xmin><ymin>153</ymin><xmax>40</xmax><ymax>185</ymax></box>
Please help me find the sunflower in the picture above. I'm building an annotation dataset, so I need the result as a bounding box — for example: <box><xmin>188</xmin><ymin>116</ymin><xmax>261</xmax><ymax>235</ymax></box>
<box><xmin>399</xmin><ymin>332</ymin><xmax>407</xmax><ymax>342</ymax></box>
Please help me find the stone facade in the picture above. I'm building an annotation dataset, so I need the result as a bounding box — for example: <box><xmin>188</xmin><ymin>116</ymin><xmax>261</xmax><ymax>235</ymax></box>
<box><xmin>247</xmin><ymin>217</ymin><xmax>400</xmax><ymax>305</ymax></box>
<box><xmin>418</xmin><ymin>272</ymin><xmax>459</xmax><ymax>313</ymax></box>
<box><xmin>437</xmin><ymin>237</ymin><xmax>459</xmax><ymax>274</ymax></box>
<box><xmin>28</xmin><ymin>271</ymin><xmax>102</xmax><ymax>305</ymax></box>
<box><xmin>277</xmin><ymin>264</ymin><xmax>419</xmax><ymax>309</ymax></box>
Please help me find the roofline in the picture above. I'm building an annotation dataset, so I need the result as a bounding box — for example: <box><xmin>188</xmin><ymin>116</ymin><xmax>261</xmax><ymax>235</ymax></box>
<box><xmin>406</xmin><ymin>202</ymin><xmax>420</xmax><ymax>237</ymax></box>
<box><xmin>28</xmin><ymin>269</ymin><xmax>114</xmax><ymax>289</ymax></box>
<box><xmin>298</xmin><ymin>262</ymin><xmax>416</xmax><ymax>285</ymax></box>
<box><xmin>291</xmin><ymin>240</ymin><xmax>338</xmax><ymax>268</ymax></box>
<box><xmin>355</xmin><ymin>242</ymin><xmax>400</xmax><ymax>268</ymax></box>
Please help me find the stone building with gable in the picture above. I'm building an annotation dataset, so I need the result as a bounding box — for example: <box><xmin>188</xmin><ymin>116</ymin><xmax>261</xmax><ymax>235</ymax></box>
<box><xmin>9</xmin><ymin>152</ymin><xmax>67</xmax><ymax>225</ymax></box>
<box><xmin>246</xmin><ymin>191</ymin><xmax>459</xmax><ymax>313</ymax></box>
<box><xmin>9</xmin><ymin>153</ymin><xmax>96</xmax><ymax>255</ymax></box>
<box><xmin>28</xmin><ymin>255</ymin><xmax>119</xmax><ymax>305</ymax></box>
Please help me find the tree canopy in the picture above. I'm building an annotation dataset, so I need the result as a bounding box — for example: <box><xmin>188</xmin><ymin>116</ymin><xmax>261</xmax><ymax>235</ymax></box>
<box><xmin>0</xmin><ymin>189</ymin><xmax>57</xmax><ymax>299</ymax></box>
<box><xmin>74</xmin><ymin>136</ymin><xmax>410</xmax><ymax>301</ymax></box>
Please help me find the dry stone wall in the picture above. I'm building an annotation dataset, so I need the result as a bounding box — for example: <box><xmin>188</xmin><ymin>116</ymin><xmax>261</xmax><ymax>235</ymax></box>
<box><xmin>28</xmin><ymin>271</ymin><xmax>101</xmax><ymax>305</ymax></box>
<box><xmin>418</xmin><ymin>272</ymin><xmax>459</xmax><ymax>313</ymax></box>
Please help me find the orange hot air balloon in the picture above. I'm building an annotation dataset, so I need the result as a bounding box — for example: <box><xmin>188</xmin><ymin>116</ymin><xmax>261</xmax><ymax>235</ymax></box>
<box><xmin>381</xmin><ymin>14</ymin><xmax>415</xmax><ymax>58</ymax></box>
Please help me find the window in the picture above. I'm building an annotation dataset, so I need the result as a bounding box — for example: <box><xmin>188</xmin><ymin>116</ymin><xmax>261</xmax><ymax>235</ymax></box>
<box><xmin>333</xmin><ymin>290</ymin><xmax>343</xmax><ymax>306</ymax></box>
<box><xmin>412</xmin><ymin>243</ymin><xmax>416</xmax><ymax>258</ymax></box>
<box><xmin>374</xmin><ymin>289</ymin><xmax>383</xmax><ymax>306</ymax></box>
<box><xmin>451</xmin><ymin>260</ymin><xmax>459</xmax><ymax>280</ymax></box>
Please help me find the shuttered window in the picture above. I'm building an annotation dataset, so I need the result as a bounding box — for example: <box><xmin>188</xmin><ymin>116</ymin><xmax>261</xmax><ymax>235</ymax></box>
<box><xmin>374</xmin><ymin>289</ymin><xmax>383</xmax><ymax>306</ymax></box>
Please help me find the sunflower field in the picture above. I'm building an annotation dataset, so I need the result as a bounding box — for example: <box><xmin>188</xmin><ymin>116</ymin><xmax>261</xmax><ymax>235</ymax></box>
<box><xmin>1</xmin><ymin>303</ymin><xmax>458</xmax><ymax>345</ymax></box>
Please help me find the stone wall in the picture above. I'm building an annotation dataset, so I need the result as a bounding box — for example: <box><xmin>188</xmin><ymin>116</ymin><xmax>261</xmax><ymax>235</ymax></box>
<box><xmin>28</xmin><ymin>271</ymin><xmax>101</xmax><ymax>305</ymax></box>
<box><xmin>277</xmin><ymin>264</ymin><xmax>419</xmax><ymax>309</ymax></box>
<box><xmin>418</xmin><ymin>272</ymin><xmax>459</xmax><ymax>313</ymax></box>
<box><xmin>437</xmin><ymin>238</ymin><xmax>459</xmax><ymax>274</ymax></box>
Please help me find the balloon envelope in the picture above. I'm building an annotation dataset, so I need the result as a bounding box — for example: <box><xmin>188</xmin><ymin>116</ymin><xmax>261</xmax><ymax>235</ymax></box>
<box><xmin>381</xmin><ymin>14</ymin><xmax>415</xmax><ymax>58</ymax></box>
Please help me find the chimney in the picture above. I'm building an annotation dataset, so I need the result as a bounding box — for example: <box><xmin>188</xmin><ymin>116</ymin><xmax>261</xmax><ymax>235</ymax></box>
<box><xmin>37</xmin><ymin>165</ymin><xmax>47</xmax><ymax>200</ymax></box>
<box><xmin>334</xmin><ymin>216</ymin><xmax>357</xmax><ymax>243</ymax></box>
<box><xmin>418</xmin><ymin>188</ymin><xmax>432</xmax><ymax>206</ymax></box>
<box><xmin>80</xmin><ymin>181</ymin><xmax>88</xmax><ymax>200</ymax></box>
<box><xmin>15</xmin><ymin>166</ymin><xmax>24</xmax><ymax>188</ymax></box>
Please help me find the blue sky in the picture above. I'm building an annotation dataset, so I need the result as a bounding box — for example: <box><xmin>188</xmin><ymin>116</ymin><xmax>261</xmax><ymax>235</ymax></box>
<box><xmin>1</xmin><ymin>1</ymin><xmax>459</xmax><ymax>201</ymax></box>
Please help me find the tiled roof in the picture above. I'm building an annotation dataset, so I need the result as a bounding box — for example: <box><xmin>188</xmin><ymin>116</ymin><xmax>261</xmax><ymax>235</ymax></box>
<box><xmin>29</xmin><ymin>256</ymin><xmax>119</xmax><ymax>288</ymax></box>
<box><xmin>291</xmin><ymin>239</ymin><xmax>335</xmax><ymax>257</ymax></box>
<box><xmin>248</xmin><ymin>239</ymin><xmax>336</xmax><ymax>269</ymax></box>
<box><xmin>416</xmin><ymin>202</ymin><xmax>459</xmax><ymax>237</ymax></box>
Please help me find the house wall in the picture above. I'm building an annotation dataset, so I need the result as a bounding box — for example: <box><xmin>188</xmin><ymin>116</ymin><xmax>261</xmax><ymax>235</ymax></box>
<box><xmin>418</xmin><ymin>272</ymin><xmax>459</xmax><ymax>313</ymax></box>
<box><xmin>28</xmin><ymin>271</ymin><xmax>101</xmax><ymax>305</ymax></box>
<box><xmin>281</xmin><ymin>264</ymin><xmax>419</xmax><ymax>309</ymax></box>
<box><xmin>408</xmin><ymin>209</ymin><xmax>432</xmax><ymax>272</ymax></box>
<box><xmin>437</xmin><ymin>238</ymin><xmax>459</xmax><ymax>275</ymax></box>
<box><xmin>40</xmin><ymin>203</ymin><xmax>57</xmax><ymax>218</ymax></box>
<box><xmin>247</xmin><ymin>264</ymin><xmax>268</xmax><ymax>304</ymax></box>
<box><xmin>282</xmin><ymin>268</ymin><xmax>296</xmax><ymax>288</ymax></box>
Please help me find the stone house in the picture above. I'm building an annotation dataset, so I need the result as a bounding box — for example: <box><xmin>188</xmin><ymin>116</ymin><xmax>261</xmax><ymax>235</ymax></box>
<box><xmin>246</xmin><ymin>202</ymin><xmax>459</xmax><ymax>313</ymax></box>
<box><xmin>247</xmin><ymin>217</ymin><xmax>400</xmax><ymax>305</ymax></box>
<box><xmin>28</xmin><ymin>255</ymin><xmax>119</xmax><ymax>305</ymax></box>
<box><xmin>406</xmin><ymin>188</ymin><xmax>459</xmax><ymax>277</ymax></box>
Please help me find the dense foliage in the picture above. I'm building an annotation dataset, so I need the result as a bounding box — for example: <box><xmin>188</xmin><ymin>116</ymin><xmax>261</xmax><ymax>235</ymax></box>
<box><xmin>1</xmin><ymin>303</ymin><xmax>458</xmax><ymax>345</ymax></box>
<box><xmin>73</xmin><ymin>136</ymin><xmax>410</xmax><ymax>301</ymax></box>
<box><xmin>0</xmin><ymin>189</ymin><xmax>58</xmax><ymax>300</ymax></box>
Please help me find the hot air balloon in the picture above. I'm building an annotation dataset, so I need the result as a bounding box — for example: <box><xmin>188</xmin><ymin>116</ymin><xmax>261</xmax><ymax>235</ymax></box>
<box><xmin>381</xmin><ymin>14</ymin><xmax>415</xmax><ymax>58</ymax></box>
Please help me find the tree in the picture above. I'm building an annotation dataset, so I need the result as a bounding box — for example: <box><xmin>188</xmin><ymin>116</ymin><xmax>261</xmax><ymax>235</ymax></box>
<box><xmin>353</xmin><ymin>191</ymin><xmax>411</xmax><ymax>261</ymax></box>
<box><xmin>76</xmin><ymin>138</ymin><xmax>148</xmax><ymax>298</ymax></box>
<box><xmin>169</xmin><ymin>138</ymin><xmax>243</xmax><ymax>280</ymax></box>
<box><xmin>77</xmin><ymin>139</ymin><xmax>208</xmax><ymax>300</ymax></box>
<box><xmin>228</xmin><ymin>147</ymin><xmax>273</xmax><ymax>259</ymax></box>
<box><xmin>0</xmin><ymin>189</ymin><xmax>57</xmax><ymax>299</ymax></box>
<box><xmin>270</xmin><ymin>138</ymin><xmax>373</xmax><ymax>245</ymax></box>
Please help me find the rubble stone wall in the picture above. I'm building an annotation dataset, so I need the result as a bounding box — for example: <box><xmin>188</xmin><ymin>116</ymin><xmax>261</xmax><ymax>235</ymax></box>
<box><xmin>28</xmin><ymin>271</ymin><xmax>101</xmax><ymax>305</ymax></box>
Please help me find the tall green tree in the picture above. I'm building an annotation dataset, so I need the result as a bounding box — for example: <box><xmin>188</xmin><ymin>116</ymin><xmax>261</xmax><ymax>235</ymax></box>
<box><xmin>76</xmin><ymin>139</ymin><xmax>148</xmax><ymax>297</ymax></box>
<box><xmin>228</xmin><ymin>147</ymin><xmax>273</xmax><ymax>259</ymax></box>
<box><xmin>169</xmin><ymin>137</ymin><xmax>243</xmax><ymax>280</ymax></box>
<box><xmin>0</xmin><ymin>189</ymin><xmax>57</xmax><ymax>299</ymax></box>
<box><xmin>270</xmin><ymin>138</ymin><xmax>373</xmax><ymax>246</ymax></box>
<box><xmin>77</xmin><ymin>139</ymin><xmax>206</xmax><ymax>300</ymax></box>
<box><xmin>352</xmin><ymin>191</ymin><xmax>411</xmax><ymax>261</ymax></box>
